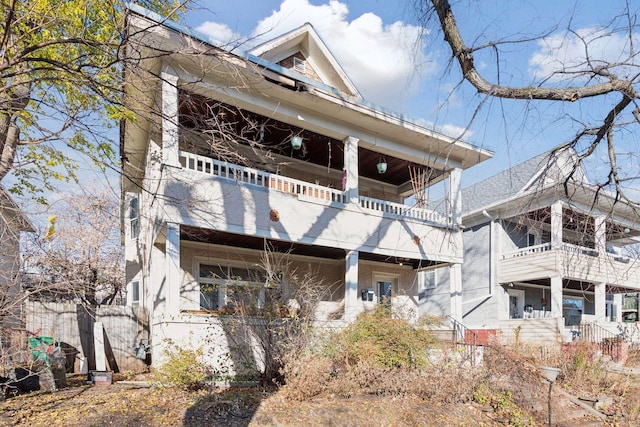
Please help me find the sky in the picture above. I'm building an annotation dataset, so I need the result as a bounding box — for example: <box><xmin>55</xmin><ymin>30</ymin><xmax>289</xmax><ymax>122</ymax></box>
<box><xmin>183</xmin><ymin>0</ymin><xmax>640</xmax><ymax>188</ymax></box>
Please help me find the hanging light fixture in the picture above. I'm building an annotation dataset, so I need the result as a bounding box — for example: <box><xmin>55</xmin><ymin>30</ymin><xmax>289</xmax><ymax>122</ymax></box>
<box><xmin>290</xmin><ymin>135</ymin><xmax>303</xmax><ymax>150</ymax></box>
<box><xmin>376</xmin><ymin>157</ymin><xmax>387</xmax><ymax>174</ymax></box>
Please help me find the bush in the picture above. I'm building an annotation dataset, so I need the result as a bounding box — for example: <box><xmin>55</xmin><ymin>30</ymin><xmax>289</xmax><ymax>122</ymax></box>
<box><xmin>329</xmin><ymin>305</ymin><xmax>436</xmax><ymax>370</ymax></box>
<box><xmin>158</xmin><ymin>343</ymin><xmax>210</xmax><ymax>390</ymax></box>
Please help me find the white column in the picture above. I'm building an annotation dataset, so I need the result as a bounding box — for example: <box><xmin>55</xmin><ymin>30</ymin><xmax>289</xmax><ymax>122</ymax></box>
<box><xmin>343</xmin><ymin>136</ymin><xmax>359</xmax><ymax>204</ymax></box>
<box><xmin>551</xmin><ymin>201</ymin><xmax>563</xmax><ymax>248</ymax></box>
<box><xmin>449</xmin><ymin>264</ymin><xmax>462</xmax><ymax>320</ymax></box>
<box><xmin>613</xmin><ymin>294</ymin><xmax>623</xmax><ymax>322</ymax></box>
<box><xmin>594</xmin><ymin>282</ymin><xmax>606</xmax><ymax>322</ymax></box>
<box><xmin>93</xmin><ymin>322</ymin><xmax>106</xmax><ymax>371</ymax></box>
<box><xmin>344</xmin><ymin>250</ymin><xmax>359</xmax><ymax>321</ymax></box>
<box><xmin>449</xmin><ymin>168</ymin><xmax>462</xmax><ymax>226</ymax></box>
<box><xmin>166</xmin><ymin>222</ymin><xmax>181</xmax><ymax>317</ymax></box>
<box><xmin>161</xmin><ymin>66</ymin><xmax>180</xmax><ymax>167</ymax></box>
<box><xmin>550</xmin><ymin>276</ymin><xmax>562</xmax><ymax>318</ymax></box>
<box><xmin>594</xmin><ymin>215</ymin><xmax>607</xmax><ymax>255</ymax></box>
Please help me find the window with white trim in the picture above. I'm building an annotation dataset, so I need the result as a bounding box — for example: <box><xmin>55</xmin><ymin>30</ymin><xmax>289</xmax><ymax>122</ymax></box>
<box><xmin>418</xmin><ymin>270</ymin><xmax>437</xmax><ymax>300</ymax></box>
<box><xmin>129</xmin><ymin>194</ymin><xmax>140</xmax><ymax>239</ymax></box>
<box><xmin>131</xmin><ymin>280</ymin><xmax>140</xmax><ymax>305</ymax></box>
<box><xmin>198</xmin><ymin>264</ymin><xmax>268</xmax><ymax>314</ymax></box>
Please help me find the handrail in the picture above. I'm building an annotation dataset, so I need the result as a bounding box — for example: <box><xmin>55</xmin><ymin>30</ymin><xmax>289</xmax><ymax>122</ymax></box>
<box><xmin>502</xmin><ymin>243</ymin><xmax>551</xmax><ymax>259</ymax></box>
<box><xmin>446</xmin><ymin>315</ymin><xmax>478</xmax><ymax>366</ymax></box>
<box><xmin>578</xmin><ymin>322</ymin><xmax>621</xmax><ymax>343</ymax></box>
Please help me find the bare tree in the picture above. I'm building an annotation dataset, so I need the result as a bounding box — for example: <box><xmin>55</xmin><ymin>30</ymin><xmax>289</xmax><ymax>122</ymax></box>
<box><xmin>420</xmin><ymin>0</ymin><xmax>640</xmax><ymax>205</ymax></box>
<box><xmin>22</xmin><ymin>188</ymin><xmax>124</xmax><ymax>305</ymax></box>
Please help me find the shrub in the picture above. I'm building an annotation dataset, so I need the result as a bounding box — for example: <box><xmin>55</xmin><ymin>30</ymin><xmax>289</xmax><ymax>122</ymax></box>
<box><xmin>158</xmin><ymin>343</ymin><xmax>210</xmax><ymax>390</ymax></box>
<box><xmin>329</xmin><ymin>305</ymin><xmax>436</xmax><ymax>370</ymax></box>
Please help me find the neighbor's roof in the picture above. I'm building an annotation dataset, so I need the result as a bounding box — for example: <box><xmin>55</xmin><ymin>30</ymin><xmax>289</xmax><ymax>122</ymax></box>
<box><xmin>0</xmin><ymin>186</ymin><xmax>35</xmax><ymax>232</ymax></box>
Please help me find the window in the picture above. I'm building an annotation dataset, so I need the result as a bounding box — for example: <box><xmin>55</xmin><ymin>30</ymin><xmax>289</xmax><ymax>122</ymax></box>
<box><xmin>198</xmin><ymin>264</ymin><xmax>266</xmax><ymax>313</ymax></box>
<box><xmin>527</xmin><ymin>233</ymin><xmax>536</xmax><ymax>247</ymax></box>
<box><xmin>131</xmin><ymin>281</ymin><xmax>140</xmax><ymax>304</ymax></box>
<box><xmin>293</xmin><ymin>57</ymin><xmax>306</xmax><ymax>73</ymax></box>
<box><xmin>562</xmin><ymin>296</ymin><xmax>583</xmax><ymax>326</ymax></box>
<box><xmin>129</xmin><ymin>194</ymin><xmax>140</xmax><ymax>239</ymax></box>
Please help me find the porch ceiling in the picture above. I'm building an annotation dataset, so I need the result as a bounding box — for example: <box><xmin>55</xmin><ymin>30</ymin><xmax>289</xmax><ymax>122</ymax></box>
<box><xmin>180</xmin><ymin>225</ymin><xmax>441</xmax><ymax>269</ymax></box>
<box><xmin>177</xmin><ymin>91</ymin><xmax>444</xmax><ymax>188</ymax></box>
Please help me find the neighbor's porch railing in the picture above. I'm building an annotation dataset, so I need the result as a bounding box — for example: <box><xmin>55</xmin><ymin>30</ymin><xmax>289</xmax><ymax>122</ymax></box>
<box><xmin>502</xmin><ymin>242</ymin><xmax>608</xmax><ymax>260</ymax></box>
<box><xmin>180</xmin><ymin>151</ymin><xmax>449</xmax><ymax>225</ymax></box>
<box><xmin>446</xmin><ymin>315</ymin><xmax>478</xmax><ymax>366</ymax></box>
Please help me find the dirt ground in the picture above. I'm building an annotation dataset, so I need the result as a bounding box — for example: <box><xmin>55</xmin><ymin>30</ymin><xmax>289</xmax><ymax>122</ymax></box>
<box><xmin>0</xmin><ymin>373</ymin><xmax>609</xmax><ymax>426</ymax></box>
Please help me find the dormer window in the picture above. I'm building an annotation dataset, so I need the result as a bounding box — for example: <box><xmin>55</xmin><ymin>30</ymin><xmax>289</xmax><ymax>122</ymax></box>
<box><xmin>293</xmin><ymin>57</ymin><xmax>306</xmax><ymax>73</ymax></box>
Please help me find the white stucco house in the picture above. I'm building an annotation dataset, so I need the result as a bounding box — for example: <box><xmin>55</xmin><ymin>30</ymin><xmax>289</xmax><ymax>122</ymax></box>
<box><xmin>121</xmin><ymin>6</ymin><xmax>491</xmax><ymax>372</ymax></box>
<box><xmin>423</xmin><ymin>147</ymin><xmax>640</xmax><ymax>343</ymax></box>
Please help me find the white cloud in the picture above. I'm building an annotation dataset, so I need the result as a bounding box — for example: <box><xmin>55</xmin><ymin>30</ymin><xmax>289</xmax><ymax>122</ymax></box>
<box><xmin>196</xmin><ymin>0</ymin><xmax>435</xmax><ymax>110</ymax></box>
<box><xmin>195</xmin><ymin>21</ymin><xmax>244</xmax><ymax>47</ymax></box>
<box><xmin>529</xmin><ymin>27</ymin><xmax>640</xmax><ymax>82</ymax></box>
<box><xmin>412</xmin><ymin>118</ymin><xmax>473</xmax><ymax>141</ymax></box>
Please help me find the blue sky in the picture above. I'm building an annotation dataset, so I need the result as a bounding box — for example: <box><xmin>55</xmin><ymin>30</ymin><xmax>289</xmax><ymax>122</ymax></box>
<box><xmin>184</xmin><ymin>0</ymin><xmax>640</xmax><ymax>188</ymax></box>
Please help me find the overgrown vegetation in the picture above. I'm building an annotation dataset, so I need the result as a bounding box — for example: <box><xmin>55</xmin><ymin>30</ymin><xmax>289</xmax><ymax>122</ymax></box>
<box><xmin>157</xmin><ymin>343</ymin><xmax>210</xmax><ymax>391</ymax></box>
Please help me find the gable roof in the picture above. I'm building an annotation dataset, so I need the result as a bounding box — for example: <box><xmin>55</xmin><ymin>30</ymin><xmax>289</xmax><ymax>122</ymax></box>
<box><xmin>462</xmin><ymin>147</ymin><xmax>583</xmax><ymax>215</ymax></box>
<box><xmin>0</xmin><ymin>186</ymin><xmax>35</xmax><ymax>233</ymax></box>
<box><xmin>249</xmin><ymin>23</ymin><xmax>361</xmax><ymax>98</ymax></box>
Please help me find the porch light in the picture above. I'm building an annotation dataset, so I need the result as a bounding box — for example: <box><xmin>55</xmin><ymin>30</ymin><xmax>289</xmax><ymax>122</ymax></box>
<box><xmin>624</xmin><ymin>227</ymin><xmax>631</xmax><ymax>234</ymax></box>
<box><xmin>290</xmin><ymin>136</ymin><xmax>303</xmax><ymax>150</ymax></box>
<box><xmin>376</xmin><ymin>158</ymin><xmax>387</xmax><ymax>174</ymax></box>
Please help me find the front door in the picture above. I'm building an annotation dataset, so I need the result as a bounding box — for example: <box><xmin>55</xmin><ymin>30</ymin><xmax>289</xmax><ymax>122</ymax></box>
<box><xmin>508</xmin><ymin>289</ymin><xmax>525</xmax><ymax>319</ymax></box>
<box><xmin>377</xmin><ymin>281</ymin><xmax>393</xmax><ymax>304</ymax></box>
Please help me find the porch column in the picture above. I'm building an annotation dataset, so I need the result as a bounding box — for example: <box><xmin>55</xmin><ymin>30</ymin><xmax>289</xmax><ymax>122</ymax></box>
<box><xmin>343</xmin><ymin>136</ymin><xmax>359</xmax><ymax>205</ymax></box>
<box><xmin>449</xmin><ymin>263</ymin><xmax>462</xmax><ymax>320</ymax></box>
<box><xmin>448</xmin><ymin>168</ymin><xmax>462</xmax><ymax>227</ymax></box>
<box><xmin>550</xmin><ymin>201</ymin><xmax>563</xmax><ymax>248</ymax></box>
<box><xmin>161</xmin><ymin>65</ymin><xmax>180</xmax><ymax>167</ymax></box>
<box><xmin>166</xmin><ymin>222</ymin><xmax>181</xmax><ymax>317</ymax></box>
<box><xmin>550</xmin><ymin>276</ymin><xmax>562</xmax><ymax>318</ymax></box>
<box><xmin>344</xmin><ymin>250</ymin><xmax>359</xmax><ymax>321</ymax></box>
<box><xmin>594</xmin><ymin>282</ymin><xmax>606</xmax><ymax>323</ymax></box>
<box><xmin>594</xmin><ymin>215</ymin><xmax>607</xmax><ymax>255</ymax></box>
<box><xmin>613</xmin><ymin>294</ymin><xmax>623</xmax><ymax>322</ymax></box>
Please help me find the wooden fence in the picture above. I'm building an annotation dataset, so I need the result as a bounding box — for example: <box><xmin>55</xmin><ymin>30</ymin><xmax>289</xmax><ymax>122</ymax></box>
<box><xmin>22</xmin><ymin>302</ymin><xmax>149</xmax><ymax>373</ymax></box>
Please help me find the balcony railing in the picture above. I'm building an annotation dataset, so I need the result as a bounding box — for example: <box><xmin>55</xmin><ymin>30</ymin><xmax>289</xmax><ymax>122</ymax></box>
<box><xmin>502</xmin><ymin>241</ymin><xmax>633</xmax><ymax>263</ymax></box>
<box><xmin>180</xmin><ymin>151</ymin><xmax>449</xmax><ymax>226</ymax></box>
<box><xmin>180</xmin><ymin>151</ymin><xmax>346</xmax><ymax>204</ymax></box>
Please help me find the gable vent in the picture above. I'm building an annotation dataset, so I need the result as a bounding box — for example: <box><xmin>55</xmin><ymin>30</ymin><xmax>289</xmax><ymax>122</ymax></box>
<box><xmin>293</xmin><ymin>57</ymin><xmax>306</xmax><ymax>73</ymax></box>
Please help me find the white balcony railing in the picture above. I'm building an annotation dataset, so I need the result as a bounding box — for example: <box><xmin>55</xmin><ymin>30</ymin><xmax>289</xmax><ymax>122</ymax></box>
<box><xmin>359</xmin><ymin>195</ymin><xmax>448</xmax><ymax>224</ymax></box>
<box><xmin>502</xmin><ymin>242</ymin><xmax>634</xmax><ymax>263</ymax></box>
<box><xmin>179</xmin><ymin>151</ymin><xmax>449</xmax><ymax>226</ymax></box>
<box><xmin>502</xmin><ymin>243</ymin><xmax>551</xmax><ymax>259</ymax></box>
<box><xmin>180</xmin><ymin>151</ymin><xmax>347</xmax><ymax>204</ymax></box>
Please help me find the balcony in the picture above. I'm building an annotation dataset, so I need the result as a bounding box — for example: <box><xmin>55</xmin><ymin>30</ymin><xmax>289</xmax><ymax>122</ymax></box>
<box><xmin>499</xmin><ymin>242</ymin><xmax>640</xmax><ymax>288</ymax></box>
<box><xmin>179</xmin><ymin>151</ymin><xmax>450</xmax><ymax>227</ymax></box>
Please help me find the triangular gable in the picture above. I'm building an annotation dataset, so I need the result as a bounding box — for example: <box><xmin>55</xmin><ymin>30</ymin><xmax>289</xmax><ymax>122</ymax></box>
<box><xmin>249</xmin><ymin>23</ymin><xmax>361</xmax><ymax>98</ymax></box>
<box><xmin>518</xmin><ymin>147</ymin><xmax>588</xmax><ymax>195</ymax></box>
<box><xmin>0</xmin><ymin>186</ymin><xmax>35</xmax><ymax>232</ymax></box>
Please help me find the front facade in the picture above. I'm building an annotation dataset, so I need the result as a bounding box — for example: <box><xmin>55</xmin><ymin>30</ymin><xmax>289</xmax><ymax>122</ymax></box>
<box><xmin>424</xmin><ymin>148</ymin><xmax>640</xmax><ymax>342</ymax></box>
<box><xmin>121</xmin><ymin>7</ymin><xmax>491</xmax><ymax>372</ymax></box>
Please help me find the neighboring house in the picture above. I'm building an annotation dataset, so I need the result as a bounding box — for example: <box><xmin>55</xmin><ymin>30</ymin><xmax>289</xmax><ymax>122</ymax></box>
<box><xmin>423</xmin><ymin>147</ymin><xmax>640</xmax><ymax>342</ymax></box>
<box><xmin>121</xmin><ymin>6</ymin><xmax>491</xmax><ymax>372</ymax></box>
<box><xmin>0</xmin><ymin>185</ymin><xmax>34</xmax><ymax>338</ymax></box>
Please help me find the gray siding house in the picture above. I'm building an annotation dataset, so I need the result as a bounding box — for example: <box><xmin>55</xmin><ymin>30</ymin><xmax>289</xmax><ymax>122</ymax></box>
<box><xmin>423</xmin><ymin>147</ymin><xmax>640</xmax><ymax>342</ymax></box>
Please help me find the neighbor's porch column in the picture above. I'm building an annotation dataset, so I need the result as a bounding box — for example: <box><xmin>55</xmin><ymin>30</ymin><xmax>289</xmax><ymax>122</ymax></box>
<box><xmin>550</xmin><ymin>276</ymin><xmax>563</xmax><ymax>318</ymax></box>
<box><xmin>344</xmin><ymin>250</ymin><xmax>359</xmax><ymax>321</ymax></box>
<box><xmin>161</xmin><ymin>65</ymin><xmax>180</xmax><ymax>167</ymax></box>
<box><xmin>594</xmin><ymin>215</ymin><xmax>607</xmax><ymax>255</ymax></box>
<box><xmin>448</xmin><ymin>168</ymin><xmax>462</xmax><ymax>227</ymax></box>
<box><xmin>550</xmin><ymin>201</ymin><xmax>563</xmax><ymax>248</ymax></box>
<box><xmin>593</xmin><ymin>283</ymin><xmax>606</xmax><ymax>323</ymax></box>
<box><xmin>343</xmin><ymin>136</ymin><xmax>359</xmax><ymax>204</ymax></box>
<box><xmin>613</xmin><ymin>294</ymin><xmax>623</xmax><ymax>322</ymax></box>
<box><xmin>166</xmin><ymin>222</ymin><xmax>181</xmax><ymax>317</ymax></box>
<box><xmin>449</xmin><ymin>263</ymin><xmax>463</xmax><ymax>320</ymax></box>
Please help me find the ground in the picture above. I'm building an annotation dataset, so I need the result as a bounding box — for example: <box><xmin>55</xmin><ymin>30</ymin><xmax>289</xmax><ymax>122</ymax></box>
<box><xmin>0</xmin><ymin>373</ymin><xmax>610</xmax><ymax>426</ymax></box>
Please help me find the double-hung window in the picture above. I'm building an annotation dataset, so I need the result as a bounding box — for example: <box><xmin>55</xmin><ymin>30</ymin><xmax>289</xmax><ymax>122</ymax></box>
<box><xmin>198</xmin><ymin>264</ymin><xmax>266</xmax><ymax>313</ymax></box>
